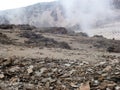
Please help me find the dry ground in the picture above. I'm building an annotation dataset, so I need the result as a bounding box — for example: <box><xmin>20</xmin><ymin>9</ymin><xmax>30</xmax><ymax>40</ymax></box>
<box><xmin>0</xmin><ymin>29</ymin><xmax>117</xmax><ymax>63</ymax></box>
<box><xmin>0</xmin><ymin>29</ymin><xmax>120</xmax><ymax>90</ymax></box>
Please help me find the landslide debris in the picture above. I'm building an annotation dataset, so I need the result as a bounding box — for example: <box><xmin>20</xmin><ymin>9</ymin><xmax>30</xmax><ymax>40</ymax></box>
<box><xmin>19</xmin><ymin>31</ymin><xmax>71</xmax><ymax>49</ymax></box>
<box><xmin>0</xmin><ymin>55</ymin><xmax>119</xmax><ymax>90</ymax></box>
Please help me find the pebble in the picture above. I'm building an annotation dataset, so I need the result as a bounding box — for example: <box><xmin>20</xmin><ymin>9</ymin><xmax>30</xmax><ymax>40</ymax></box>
<box><xmin>27</xmin><ymin>65</ymin><xmax>34</xmax><ymax>74</ymax></box>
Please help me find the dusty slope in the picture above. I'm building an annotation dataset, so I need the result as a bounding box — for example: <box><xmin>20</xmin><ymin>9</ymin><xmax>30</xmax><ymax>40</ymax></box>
<box><xmin>0</xmin><ymin>30</ymin><xmax>101</xmax><ymax>62</ymax></box>
<box><xmin>0</xmin><ymin>28</ymin><xmax>120</xmax><ymax>89</ymax></box>
<box><xmin>0</xmin><ymin>28</ymin><xmax>120</xmax><ymax>61</ymax></box>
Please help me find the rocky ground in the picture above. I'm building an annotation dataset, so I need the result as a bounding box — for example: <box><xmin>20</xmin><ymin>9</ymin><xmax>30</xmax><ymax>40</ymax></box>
<box><xmin>0</xmin><ymin>26</ymin><xmax>120</xmax><ymax>90</ymax></box>
<box><xmin>0</xmin><ymin>55</ymin><xmax>120</xmax><ymax>90</ymax></box>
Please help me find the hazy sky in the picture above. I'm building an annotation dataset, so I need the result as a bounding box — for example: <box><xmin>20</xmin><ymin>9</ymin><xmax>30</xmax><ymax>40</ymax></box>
<box><xmin>0</xmin><ymin>0</ymin><xmax>56</xmax><ymax>10</ymax></box>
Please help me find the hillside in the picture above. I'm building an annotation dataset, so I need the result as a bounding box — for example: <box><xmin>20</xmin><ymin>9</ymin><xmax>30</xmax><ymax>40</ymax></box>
<box><xmin>0</xmin><ymin>1</ymin><xmax>66</xmax><ymax>27</ymax></box>
<box><xmin>0</xmin><ymin>25</ymin><xmax>120</xmax><ymax>89</ymax></box>
<box><xmin>0</xmin><ymin>1</ymin><xmax>120</xmax><ymax>89</ymax></box>
<box><xmin>0</xmin><ymin>0</ymin><xmax>120</xmax><ymax>39</ymax></box>
<box><xmin>0</xmin><ymin>0</ymin><xmax>119</xmax><ymax>27</ymax></box>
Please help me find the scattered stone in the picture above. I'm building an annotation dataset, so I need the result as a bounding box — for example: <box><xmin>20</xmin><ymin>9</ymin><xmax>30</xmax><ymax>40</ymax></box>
<box><xmin>93</xmin><ymin>80</ymin><xmax>100</xmax><ymax>86</ymax></box>
<box><xmin>70</xmin><ymin>83</ymin><xmax>79</xmax><ymax>88</ymax></box>
<box><xmin>103</xmin><ymin>66</ymin><xmax>112</xmax><ymax>72</ymax></box>
<box><xmin>0</xmin><ymin>74</ymin><xmax>4</xmax><ymax>79</ymax></box>
<box><xmin>78</xmin><ymin>81</ymin><xmax>90</xmax><ymax>90</ymax></box>
<box><xmin>27</xmin><ymin>65</ymin><xmax>34</xmax><ymax>74</ymax></box>
<box><xmin>0</xmin><ymin>56</ymin><xmax>119</xmax><ymax>89</ymax></box>
<box><xmin>115</xmin><ymin>86</ymin><xmax>120</xmax><ymax>90</ymax></box>
<box><xmin>45</xmin><ymin>82</ymin><xmax>50</xmax><ymax>88</ymax></box>
<box><xmin>9</xmin><ymin>66</ymin><xmax>20</xmax><ymax>72</ymax></box>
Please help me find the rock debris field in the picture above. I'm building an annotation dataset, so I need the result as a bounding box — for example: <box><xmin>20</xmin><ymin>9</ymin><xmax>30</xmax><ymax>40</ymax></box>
<box><xmin>0</xmin><ymin>55</ymin><xmax>119</xmax><ymax>90</ymax></box>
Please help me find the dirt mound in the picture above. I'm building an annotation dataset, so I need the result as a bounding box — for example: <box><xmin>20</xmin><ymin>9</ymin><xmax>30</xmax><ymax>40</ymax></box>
<box><xmin>19</xmin><ymin>31</ymin><xmax>71</xmax><ymax>49</ymax></box>
<box><xmin>0</xmin><ymin>32</ymin><xmax>13</xmax><ymax>44</ymax></box>
<box><xmin>0</xmin><ymin>56</ymin><xmax>119</xmax><ymax>90</ymax></box>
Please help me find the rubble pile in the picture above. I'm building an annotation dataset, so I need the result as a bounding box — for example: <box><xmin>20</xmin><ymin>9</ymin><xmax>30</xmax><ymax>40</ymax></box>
<box><xmin>19</xmin><ymin>31</ymin><xmax>71</xmax><ymax>49</ymax></box>
<box><xmin>0</xmin><ymin>55</ymin><xmax>119</xmax><ymax>90</ymax></box>
<box><xmin>0</xmin><ymin>32</ymin><xmax>13</xmax><ymax>44</ymax></box>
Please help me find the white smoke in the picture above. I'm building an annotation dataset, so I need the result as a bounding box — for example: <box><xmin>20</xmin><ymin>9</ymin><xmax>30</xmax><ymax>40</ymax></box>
<box><xmin>59</xmin><ymin>0</ymin><xmax>114</xmax><ymax>33</ymax></box>
<box><xmin>0</xmin><ymin>0</ymin><xmax>116</xmax><ymax>35</ymax></box>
